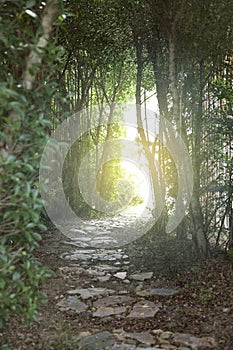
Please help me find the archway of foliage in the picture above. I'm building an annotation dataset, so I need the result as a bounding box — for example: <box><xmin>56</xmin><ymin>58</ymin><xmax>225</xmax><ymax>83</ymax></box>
<box><xmin>1</xmin><ymin>0</ymin><xmax>233</xmax><ymax>337</ymax></box>
<box><xmin>57</xmin><ymin>0</ymin><xmax>233</xmax><ymax>258</ymax></box>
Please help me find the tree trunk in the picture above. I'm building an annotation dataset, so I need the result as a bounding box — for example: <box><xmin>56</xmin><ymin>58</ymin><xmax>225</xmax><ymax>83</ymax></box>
<box><xmin>135</xmin><ymin>37</ymin><xmax>165</xmax><ymax>230</ymax></box>
<box><xmin>191</xmin><ymin>61</ymin><xmax>209</xmax><ymax>258</ymax></box>
<box><xmin>168</xmin><ymin>26</ymin><xmax>180</xmax><ymax>122</ymax></box>
<box><xmin>23</xmin><ymin>0</ymin><xmax>61</xmax><ymax>90</ymax></box>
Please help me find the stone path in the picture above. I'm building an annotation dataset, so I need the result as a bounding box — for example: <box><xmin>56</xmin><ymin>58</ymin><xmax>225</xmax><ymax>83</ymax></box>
<box><xmin>56</xmin><ymin>209</ymin><xmax>154</xmax><ymax>248</ymax></box>
<box><xmin>55</xmin><ymin>215</ymin><xmax>217</xmax><ymax>350</ymax></box>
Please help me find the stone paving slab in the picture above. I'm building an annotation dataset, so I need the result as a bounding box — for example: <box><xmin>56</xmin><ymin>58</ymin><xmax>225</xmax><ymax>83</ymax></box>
<box><xmin>171</xmin><ymin>333</ymin><xmax>217</xmax><ymax>349</ymax></box>
<box><xmin>85</xmin><ymin>268</ymin><xmax>106</xmax><ymax>276</ymax></box>
<box><xmin>96</xmin><ymin>264</ymin><xmax>122</xmax><ymax>272</ymax></box>
<box><xmin>127</xmin><ymin>300</ymin><xmax>161</xmax><ymax>319</ymax></box>
<box><xmin>78</xmin><ymin>331</ymin><xmax>115</xmax><ymax>350</ymax></box>
<box><xmin>59</xmin><ymin>266</ymin><xmax>85</xmax><ymax>274</ymax></box>
<box><xmin>111</xmin><ymin>345</ymin><xmax>136</xmax><ymax>350</ymax></box>
<box><xmin>122</xmin><ymin>332</ymin><xmax>156</xmax><ymax>346</ymax></box>
<box><xmin>97</xmin><ymin>275</ymin><xmax>111</xmax><ymax>282</ymax></box>
<box><xmin>67</xmin><ymin>287</ymin><xmax>115</xmax><ymax>299</ymax></box>
<box><xmin>93</xmin><ymin>295</ymin><xmax>134</xmax><ymax>308</ymax></box>
<box><xmin>93</xmin><ymin>306</ymin><xmax>127</xmax><ymax>317</ymax></box>
<box><xmin>136</xmin><ymin>348</ymin><xmax>164</xmax><ymax>350</ymax></box>
<box><xmin>114</xmin><ymin>271</ymin><xmax>128</xmax><ymax>279</ymax></box>
<box><xmin>137</xmin><ymin>288</ymin><xmax>178</xmax><ymax>297</ymax></box>
<box><xmin>129</xmin><ymin>272</ymin><xmax>153</xmax><ymax>281</ymax></box>
<box><xmin>56</xmin><ymin>296</ymin><xmax>87</xmax><ymax>313</ymax></box>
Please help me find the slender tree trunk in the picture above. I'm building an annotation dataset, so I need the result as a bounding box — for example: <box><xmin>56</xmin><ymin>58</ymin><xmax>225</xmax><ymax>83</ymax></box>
<box><xmin>151</xmin><ymin>51</ymin><xmax>169</xmax><ymax>119</ymax></box>
<box><xmin>168</xmin><ymin>26</ymin><xmax>180</xmax><ymax>123</ymax></box>
<box><xmin>191</xmin><ymin>61</ymin><xmax>209</xmax><ymax>258</ymax></box>
<box><xmin>98</xmin><ymin>103</ymin><xmax>116</xmax><ymax>200</ymax></box>
<box><xmin>228</xmin><ymin>150</ymin><xmax>233</xmax><ymax>250</ymax></box>
<box><xmin>135</xmin><ymin>38</ymin><xmax>165</xmax><ymax>231</ymax></box>
<box><xmin>97</xmin><ymin>61</ymin><xmax>124</xmax><ymax>199</ymax></box>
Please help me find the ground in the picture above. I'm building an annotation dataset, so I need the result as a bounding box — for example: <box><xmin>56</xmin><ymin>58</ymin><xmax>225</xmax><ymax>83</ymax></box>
<box><xmin>1</xmin><ymin>217</ymin><xmax>233</xmax><ymax>350</ymax></box>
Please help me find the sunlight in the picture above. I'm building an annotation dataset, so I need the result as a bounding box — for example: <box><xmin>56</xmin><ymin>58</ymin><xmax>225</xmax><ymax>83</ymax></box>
<box><xmin>119</xmin><ymin>160</ymin><xmax>149</xmax><ymax>215</ymax></box>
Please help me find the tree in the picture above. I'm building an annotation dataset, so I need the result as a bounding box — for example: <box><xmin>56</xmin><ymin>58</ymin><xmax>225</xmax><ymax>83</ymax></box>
<box><xmin>116</xmin><ymin>0</ymin><xmax>233</xmax><ymax>257</ymax></box>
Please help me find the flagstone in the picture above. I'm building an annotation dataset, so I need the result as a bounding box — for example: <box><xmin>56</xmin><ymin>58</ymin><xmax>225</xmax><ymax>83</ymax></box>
<box><xmin>111</xmin><ymin>345</ymin><xmax>136</xmax><ymax>350</ymax></box>
<box><xmin>171</xmin><ymin>332</ymin><xmax>217</xmax><ymax>349</ymax></box>
<box><xmin>97</xmin><ymin>275</ymin><xmax>111</xmax><ymax>282</ymax></box>
<box><xmin>78</xmin><ymin>331</ymin><xmax>115</xmax><ymax>350</ymax></box>
<box><xmin>67</xmin><ymin>287</ymin><xmax>115</xmax><ymax>299</ymax></box>
<box><xmin>123</xmin><ymin>332</ymin><xmax>156</xmax><ymax>346</ymax></box>
<box><xmin>96</xmin><ymin>264</ymin><xmax>122</xmax><ymax>272</ymax></box>
<box><xmin>129</xmin><ymin>272</ymin><xmax>153</xmax><ymax>281</ymax></box>
<box><xmin>114</xmin><ymin>272</ymin><xmax>127</xmax><ymax>279</ymax></box>
<box><xmin>93</xmin><ymin>295</ymin><xmax>134</xmax><ymax>308</ymax></box>
<box><xmin>136</xmin><ymin>348</ymin><xmax>164</xmax><ymax>350</ymax></box>
<box><xmin>127</xmin><ymin>300</ymin><xmax>161</xmax><ymax>319</ymax></box>
<box><xmin>93</xmin><ymin>306</ymin><xmax>127</xmax><ymax>317</ymax></box>
<box><xmin>85</xmin><ymin>268</ymin><xmax>106</xmax><ymax>276</ymax></box>
<box><xmin>137</xmin><ymin>288</ymin><xmax>178</xmax><ymax>297</ymax></box>
<box><xmin>56</xmin><ymin>296</ymin><xmax>87</xmax><ymax>313</ymax></box>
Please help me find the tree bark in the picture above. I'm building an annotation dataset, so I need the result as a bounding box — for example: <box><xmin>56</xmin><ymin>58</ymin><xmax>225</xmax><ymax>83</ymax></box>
<box><xmin>135</xmin><ymin>37</ymin><xmax>165</xmax><ymax>231</ymax></box>
<box><xmin>168</xmin><ymin>25</ymin><xmax>180</xmax><ymax>123</ymax></box>
<box><xmin>191</xmin><ymin>61</ymin><xmax>209</xmax><ymax>258</ymax></box>
<box><xmin>23</xmin><ymin>0</ymin><xmax>61</xmax><ymax>90</ymax></box>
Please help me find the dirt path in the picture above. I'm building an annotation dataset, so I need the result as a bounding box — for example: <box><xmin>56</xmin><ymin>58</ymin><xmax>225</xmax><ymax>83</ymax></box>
<box><xmin>2</xmin><ymin>217</ymin><xmax>233</xmax><ymax>350</ymax></box>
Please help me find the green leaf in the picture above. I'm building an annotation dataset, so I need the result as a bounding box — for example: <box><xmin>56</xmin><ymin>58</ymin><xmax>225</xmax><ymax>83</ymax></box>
<box><xmin>26</xmin><ymin>223</ymin><xmax>35</xmax><ymax>228</ymax></box>
<box><xmin>0</xmin><ymin>279</ymin><xmax>6</xmax><ymax>289</ymax></box>
<box><xmin>3</xmin><ymin>211</ymin><xmax>12</xmax><ymax>220</ymax></box>
<box><xmin>40</xmin><ymin>119</ymin><xmax>52</xmax><ymax>126</ymax></box>
<box><xmin>25</xmin><ymin>260</ymin><xmax>31</xmax><ymax>270</ymax></box>
<box><xmin>19</xmin><ymin>134</ymin><xmax>30</xmax><ymax>141</ymax></box>
<box><xmin>25</xmin><ymin>182</ymin><xmax>31</xmax><ymax>194</ymax></box>
<box><xmin>25</xmin><ymin>0</ymin><xmax>36</xmax><ymax>8</ymax></box>
<box><xmin>31</xmin><ymin>232</ymin><xmax>41</xmax><ymax>241</ymax></box>
<box><xmin>15</xmin><ymin>172</ymin><xmax>25</xmax><ymax>180</ymax></box>
<box><xmin>32</xmin><ymin>189</ymin><xmax>39</xmax><ymax>200</ymax></box>
<box><xmin>37</xmin><ymin>223</ymin><xmax>46</xmax><ymax>231</ymax></box>
<box><xmin>7</xmin><ymin>155</ymin><xmax>16</xmax><ymax>162</ymax></box>
<box><xmin>0</xmin><ymin>33</ymin><xmax>8</xmax><ymax>46</ymax></box>
<box><xmin>24</xmin><ymin>231</ymin><xmax>32</xmax><ymax>242</ymax></box>
<box><xmin>9</xmin><ymin>101</ymin><xmax>24</xmax><ymax>117</ymax></box>
<box><xmin>24</xmin><ymin>163</ymin><xmax>34</xmax><ymax>172</ymax></box>
<box><xmin>14</xmin><ymin>185</ymin><xmax>20</xmax><ymax>195</ymax></box>
<box><xmin>12</xmin><ymin>272</ymin><xmax>21</xmax><ymax>281</ymax></box>
<box><xmin>22</xmin><ymin>202</ymin><xmax>29</xmax><ymax>209</ymax></box>
<box><xmin>0</xmin><ymin>132</ymin><xmax>8</xmax><ymax>143</ymax></box>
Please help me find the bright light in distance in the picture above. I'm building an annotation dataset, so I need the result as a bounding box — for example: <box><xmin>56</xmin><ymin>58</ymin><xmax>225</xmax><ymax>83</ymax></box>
<box><xmin>119</xmin><ymin>160</ymin><xmax>149</xmax><ymax>210</ymax></box>
<box><xmin>126</xmin><ymin>126</ymin><xmax>137</xmax><ymax>141</ymax></box>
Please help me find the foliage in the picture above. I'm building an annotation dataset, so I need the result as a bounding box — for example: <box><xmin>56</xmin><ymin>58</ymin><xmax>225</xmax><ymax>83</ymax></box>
<box><xmin>0</xmin><ymin>84</ymin><xmax>56</xmax><ymax>328</ymax></box>
<box><xmin>58</xmin><ymin>1</ymin><xmax>137</xmax><ymax>217</ymax></box>
<box><xmin>130</xmin><ymin>194</ymin><xmax>144</xmax><ymax>206</ymax></box>
<box><xmin>1</xmin><ymin>2</ymin><xmax>233</xmax><ymax>337</ymax></box>
<box><xmin>58</xmin><ymin>0</ymin><xmax>233</xmax><ymax>256</ymax></box>
<box><xmin>0</xmin><ymin>1</ymin><xmax>61</xmax><ymax>329</ymax></box>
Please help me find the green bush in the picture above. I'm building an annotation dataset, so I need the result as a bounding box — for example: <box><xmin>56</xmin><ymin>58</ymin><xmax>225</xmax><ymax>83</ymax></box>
<box><xmin>0</xmin><ymin>1</ymin><xmax>62</xmax><ymax>330</ymax></box>
<box><xmin>0</xmin><ymin>79</ymin><xmax>57</xmax><ymax>329</ymax></box>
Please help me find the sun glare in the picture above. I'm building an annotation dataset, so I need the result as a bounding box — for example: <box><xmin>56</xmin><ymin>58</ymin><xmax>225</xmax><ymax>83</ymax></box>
<box><xmin>119</xmin><ymin>160</ymin><xmax>149</xmax><ymax>206</ymax></box>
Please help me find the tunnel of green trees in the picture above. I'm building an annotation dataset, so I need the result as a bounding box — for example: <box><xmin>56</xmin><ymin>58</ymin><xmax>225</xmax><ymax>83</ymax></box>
<box><xmin>0</xmin><ymin>0</ymin><xmax>233</xmax><ymax>337</ymax></box>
